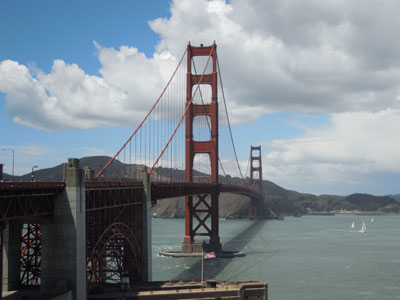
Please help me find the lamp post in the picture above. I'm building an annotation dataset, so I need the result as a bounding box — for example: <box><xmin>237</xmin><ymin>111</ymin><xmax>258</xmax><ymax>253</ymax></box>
<box><xmin>1</xmin><ymin>148</ymin><xmax>14</xmax><ymax>178</ymax></box>
<box><xmin>31</xmin><ymin>165</ymin><xmax>38</xmax><ymax>182</ymax></box>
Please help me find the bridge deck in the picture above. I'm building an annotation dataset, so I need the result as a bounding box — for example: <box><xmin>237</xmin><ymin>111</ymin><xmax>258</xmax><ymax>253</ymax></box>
<box><xmin>0</xmin><ymin>182</ymin><xmax>65</xmax><ymax>221</ymax></box>
<box><xmin>152</xmin><ymin>182</ymin><xmax>261</xmax><ymax>202</ymax></box>
<box><xmin>0</xmin><ymin>180</ymin><xmax>261</xmax><ymax>221</ymax></box>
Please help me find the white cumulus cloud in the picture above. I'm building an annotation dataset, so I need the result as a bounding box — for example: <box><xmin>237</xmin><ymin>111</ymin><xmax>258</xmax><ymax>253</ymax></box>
<box><xmin>263</xmin><ymin>108</ymin><xmax>400</xmax><ymax>194</ymax></box>
<box><xmin>0</xmin><ymin>44</ymin><xmax>175</xmax><ymax>130</ymax></box>
<box><xmin>2</xmin><ymin>0</ymin><xmax>400</xmax><ymax>194</ymax></box>
<box><xmin>2</xmin><ymin>0</ymin><xmax>400</xmax><ymax>130</ymax></box>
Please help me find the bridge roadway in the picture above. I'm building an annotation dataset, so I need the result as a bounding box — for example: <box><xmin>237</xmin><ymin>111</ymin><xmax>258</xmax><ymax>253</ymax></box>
<box><xmin>0</xmin><ymin>181</ymin><xmax>65</xmax><ymax>221</ymax></box>
<box><xmin>0</xmin><ymin>180</ymin><xmax>260</xmax><ymax>210</ymax></box>
<box><xmin>151</xmin><ymin>181</ymin><xmax>261</xmax><ymax>202</ymax></box>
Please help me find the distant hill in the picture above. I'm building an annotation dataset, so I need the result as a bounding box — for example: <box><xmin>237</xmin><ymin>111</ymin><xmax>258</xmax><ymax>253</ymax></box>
<box><xmin>343</xmin><ymin>193</ymin><xmax>399</xmax><ymax>213</ymax></box>
<box><xmin>2</xmin><ymin>156</ymin><xmax>136</xmax><ymax>182</ymax></box>
<box><xmin>2</xmin><ymin>156</ymin><xmax>400</xmax><ymax>217</ymax></box>
<box><xmin>388</xmin><ymin>194</ymin><xmax>400</xmax><ymax>203</ymax></box>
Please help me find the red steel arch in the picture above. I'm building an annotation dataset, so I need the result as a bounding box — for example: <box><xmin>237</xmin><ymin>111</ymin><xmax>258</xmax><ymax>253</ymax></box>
<box><xmin>85</xmin><ymin>181</ymin><xmax>144</xmax><ymax>293</ymax></box>
<box><xmin>86</xmin><ymin>222</ymin><xmax>142</xmax><ymax>292</ymax></box>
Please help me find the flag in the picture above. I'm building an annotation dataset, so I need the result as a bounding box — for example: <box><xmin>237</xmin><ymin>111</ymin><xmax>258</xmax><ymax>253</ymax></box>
<box><xmin>203</xmin><ymin>251</ymin><xmax>216</xmax><ymax>259</ymax></box>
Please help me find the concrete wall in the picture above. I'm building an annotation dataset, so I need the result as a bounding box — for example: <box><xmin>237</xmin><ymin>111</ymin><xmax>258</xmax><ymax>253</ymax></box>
<box><xmin>40</xmin><ymin>158</ymin><xmax>86</xmax><ymax>300</ymax></box>
<box><xmin>2</xmin><ymin>221</ymin><xmax>21</xmax><ymax>291</ymax></box>
<box><xmin>51</xmin><ymin>290</ymin><xmax>72</xmax><ymax>300</ymax></box>
<box><xmin>86</xmin><ymin>281</ymin><xmax>267</xmax><ymax>300</ymax></box>
<box><xmin>140</xmin><ymin>168</ymin><xmax>152</xmax><ymax>282</ymax></box>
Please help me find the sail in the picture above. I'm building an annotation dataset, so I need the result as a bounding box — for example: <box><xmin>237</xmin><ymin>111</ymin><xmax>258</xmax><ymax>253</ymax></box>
<box><xmin>351</xmin><ymin>221</ymin><xmax>355</xmax><ymax>228</ymax></box>
<box><xmin>359</xmin><ymin>221</ymin><xmax>367</xmax><ymax>233</ymax></box>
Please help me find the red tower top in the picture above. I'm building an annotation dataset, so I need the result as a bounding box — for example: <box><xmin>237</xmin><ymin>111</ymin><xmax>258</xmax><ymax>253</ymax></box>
<box><xmin>250</xmin><ymin>145</ymin><xmax>263</xmax><ymax>197</ymax></box>
<box><xmin>185</xmin><ymin>42</ymin><xmax>218</xmax><ymax>184</ymax></box>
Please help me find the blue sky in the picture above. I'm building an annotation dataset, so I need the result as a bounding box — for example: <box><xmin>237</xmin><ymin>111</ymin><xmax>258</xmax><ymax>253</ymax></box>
<box><xmin>2</xmin><ymin>0</ymin><xmax>400</xmax><ymax>196</ymax></box>
<box><xmin>0</xmin><ymin>1</ymin><xmax>168</xmax><ymax>72</ymax></box>
<box><xmin>0</xmin><ymin>0</ymin><xmax>171</xmax><ymax>173</ymax></box>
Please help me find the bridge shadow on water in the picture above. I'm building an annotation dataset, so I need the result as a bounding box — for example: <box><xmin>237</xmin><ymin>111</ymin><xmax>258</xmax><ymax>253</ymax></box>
<box><xmin>173</xmin><ymin>220</ymin><xmax>266</xmax><ymax>281</ymax></box>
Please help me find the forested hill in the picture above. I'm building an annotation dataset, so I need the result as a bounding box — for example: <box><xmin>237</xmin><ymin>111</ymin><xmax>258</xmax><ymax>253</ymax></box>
<box><xmin>263</xmin><ymin>190</ymin><xmax>400</xmax><ymax>217</ymax></box>
<box><xmin>342</xmin><ymin>193</ymin><xmax>399</xmax><ymax>212</ymax></box>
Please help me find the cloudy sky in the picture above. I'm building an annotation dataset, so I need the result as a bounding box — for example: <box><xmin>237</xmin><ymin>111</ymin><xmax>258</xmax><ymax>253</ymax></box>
<box><xmin>1</xmin><ymin>0</ymin><xmax>400</xmax><ymax>196</ymax></box>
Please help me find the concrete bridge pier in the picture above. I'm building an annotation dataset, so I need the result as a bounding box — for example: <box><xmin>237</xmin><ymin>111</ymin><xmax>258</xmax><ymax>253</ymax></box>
<box><xmin>139</xmin><ymin>167</ymin><xmax>152</xmax><ymax>282</ymax></box>
<box><xmin>1</xmin><ymin>221</ymin><xmax>22</xmax><ymax>292</ymax></box>
<box><xmin>40</xmin><ymin>158</ymin><xmax>86</xmax><ymax>300</ymax></box>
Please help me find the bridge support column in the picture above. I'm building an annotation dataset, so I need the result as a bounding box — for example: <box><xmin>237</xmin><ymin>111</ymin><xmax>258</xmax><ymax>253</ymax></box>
<box><xmin>139</xmin><ymin>167</ymin><xmax>152</xmax><ymax>281</ymax></box>
<box><xmin>1</xmin><ymin>221</ymin><xmax>21</xmax><ymax>292</ymax></box>
<box><xmin>250</xmin><ymin>146</ymin><xmax>264</xmax><ymax>219</ymax></box>
<box><xmin>0</xmin><ymin>222</ymin><xmax>2</xmax><ymax>300</ymax></box>
<box><xmin>40</xmin><ymin>158</ymin><xmax>86</xmax><ymax>300</ymax></box>
<box><xmin>183</xmin><ymin>42</ymin><xmax>222</xmax><ymax>253</ymax></box>
<box><xmin>182</xmin><ymin>193</ymin><xmax>221</xmax><ymax>254</ymax></box>
<box><xmin>183</xmin><ymin>195</ymin><xmax>193</xmax><ymax>246</ymax></box>
<box><xmin>210</xmin><ymin>193</ymin><xmax>220</xmax><ymax>249</ymax></box>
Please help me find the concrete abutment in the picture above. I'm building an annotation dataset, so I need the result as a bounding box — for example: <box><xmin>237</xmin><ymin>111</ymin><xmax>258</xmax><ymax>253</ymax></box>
<box><xmin>138</xmin><ymin>166</ymin><xmax>152</xmax><ymax>282</ymax></box>
<box><xmin>1</xmin><ymin>159</ymin><xmax>154</xmax><ymax>299</ymax></box>
<box><xmin>40</xmin><ymin>158</ymin><xmax>86</xmax><ymax>300</ymax></box>
<box><xmin>2</xmin><ymin>221</ymin><xmax>21</xmax><ymax>292</ymax></box>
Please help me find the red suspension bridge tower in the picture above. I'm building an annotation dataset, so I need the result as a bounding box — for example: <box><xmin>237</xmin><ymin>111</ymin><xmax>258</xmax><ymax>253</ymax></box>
<box><xmin>250</xmin><ymin>146</ymin><xmax>264</xmax><ymax>218</ymax></box>
<box><xmin>183</xmin><ymin>42</ymin><xmax>221</xmax><ymax>253</ymax></box>
<box><xmin>91</xmin><ymin>41</ymin><xmax>264</xmax><ymax>255</ymax></box>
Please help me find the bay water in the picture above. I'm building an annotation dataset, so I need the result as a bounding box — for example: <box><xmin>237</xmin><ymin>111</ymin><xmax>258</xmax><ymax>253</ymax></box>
<box><xmin>152</xmin><ymin>214</ymin><xmax>400</xmax><ymax>300</ymax></box>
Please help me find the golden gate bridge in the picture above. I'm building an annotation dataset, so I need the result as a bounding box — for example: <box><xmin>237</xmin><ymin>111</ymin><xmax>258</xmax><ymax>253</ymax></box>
<box><xmin>0</xmin><ymin>42</ymin><xmax>265</xmax><ymax>299</ymax></box>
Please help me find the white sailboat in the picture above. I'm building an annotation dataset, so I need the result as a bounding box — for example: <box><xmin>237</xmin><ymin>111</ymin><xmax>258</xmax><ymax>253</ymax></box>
<box><xmin>370</xmin><ymin>217</ymin><xmax>374</xmax><ymax>223</ymax></box>
<box><xmin>351</xmin><ymin>221</ymin><xmax>355</xmax><ymax>229</ymax></box>
<box><xmin>359</xmin><ymin>220</ymin><xmax>367</xmax><ymax>233</ymax></box>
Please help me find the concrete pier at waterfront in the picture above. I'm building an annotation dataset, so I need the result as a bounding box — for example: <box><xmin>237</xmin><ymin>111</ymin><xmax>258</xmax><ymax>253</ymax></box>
<box><xmin>40</xmin><ymin>158</ymin><xmax>86</xmax><ymax>299</ymax></box>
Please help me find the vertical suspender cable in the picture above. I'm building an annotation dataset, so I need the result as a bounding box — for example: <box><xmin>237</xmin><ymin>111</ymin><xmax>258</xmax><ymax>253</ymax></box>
<box><xmin>149</xmin><ymin>44</ymin><xmax>215</xmax><ymax>173</ymax></box>
<box><xmin>216</xmin><ymin>57</ymin><xmax>248</xmax><ymax>187</ymax></box>
<box><xmin>95</xmin><ymin>47</ymin><xmax>188</xmax><ymax>179</ymax></box>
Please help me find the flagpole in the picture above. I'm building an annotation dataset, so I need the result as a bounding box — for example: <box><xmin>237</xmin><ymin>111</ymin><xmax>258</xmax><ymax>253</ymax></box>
<box><xmin>201</xmin><ymin>249</ymin><xmax>204</xmax><ymax>285</ymax></box>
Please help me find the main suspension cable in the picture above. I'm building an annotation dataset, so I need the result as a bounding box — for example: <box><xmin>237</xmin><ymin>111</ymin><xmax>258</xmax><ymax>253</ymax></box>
<box><xmin>216</xmin><ymin>57</ymin><xmax>248</xmax><ymax>187</ymax></box>
<box><xmin>149</xmin><ymin>44</ymin><xmax>216</xmax><ymax>173</ymax></box>
<box><xmin>95</xmin><ymin>47</ymin><xmax>188</xmax><ymax>179</ymax></box>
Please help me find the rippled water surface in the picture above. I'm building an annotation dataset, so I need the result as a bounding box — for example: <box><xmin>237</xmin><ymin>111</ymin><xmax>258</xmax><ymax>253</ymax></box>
<box><xmin>152</xmin><ymin>214</ymin><xmax>400</xmax><ymax>300</ymax></box>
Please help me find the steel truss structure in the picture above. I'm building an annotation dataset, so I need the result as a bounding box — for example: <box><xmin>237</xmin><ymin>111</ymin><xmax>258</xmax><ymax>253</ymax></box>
<box><xmin>0</xmin><ymin>182</ymin><xmax>64</xmax><ymax>221</ymax></box>
<box><xmin>0</xmin><ymin>181</ymin><xmax>145</xmax><ymax>296</ymax></box>
<box><xmin>85</xmin><ymin>181</ymin><xmax>144</xmax><ymax>293</ymax></box>
<box><xmin>0</xmin><ymin>182</ymin><xmax>64</xmax><ymax>298</ymax></box>
<box><xmin>20</xmin><ymin>223</ymin><xmax>41</xmax><ymax>286</ymax></box>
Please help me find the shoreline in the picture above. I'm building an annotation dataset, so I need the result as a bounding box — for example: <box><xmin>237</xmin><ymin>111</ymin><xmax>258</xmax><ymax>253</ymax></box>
<box><xmin>153</xmin><ymin>211</ymin><xmax>399</xmax><ymax>221</ymax></box>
